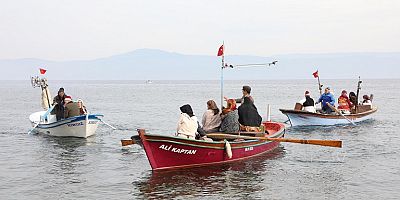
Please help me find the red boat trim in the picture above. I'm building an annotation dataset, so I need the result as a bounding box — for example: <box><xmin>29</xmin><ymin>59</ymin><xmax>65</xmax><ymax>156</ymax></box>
<box><xmin>153</xmin><ymin>142</ymin><xmax>279</xmax><ymax>171</ymax></box>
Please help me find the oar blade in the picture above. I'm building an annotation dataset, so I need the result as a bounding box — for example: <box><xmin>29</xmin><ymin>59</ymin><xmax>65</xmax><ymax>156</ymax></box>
<box><xmin>302</xmin><ymin>139</ymin><xmax>342</xmax><ymax>148</ymax></box>
<box><xmin>121</xmin><ymin>139</ymin><xmax>135</xmax><ymax>146</ymax></box>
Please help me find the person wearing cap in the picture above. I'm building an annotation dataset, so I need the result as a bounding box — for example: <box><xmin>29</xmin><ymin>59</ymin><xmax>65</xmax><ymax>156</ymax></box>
<box><xmin>64</xmin><ymin>96</ymin><xmax>81</xmax><ymax>119</ymax></box>
<box><xmin>337</xmin><ymin>90</ymin><xmax>353</xmax><ymax>113</ymax></box>
<box><xmin>317</xmin><ymin>87</ymin><xmax>336</xmax><ymax>114</ymax></box>
<box><xmin>224</xmin><ymin>85</ymin><xmax>254</xmax><ymax>105</ymax></box>
<box><xmin>298</xmin><ymin>91</ymin><xmax>316</xmax><ymax>113</ymax></box>
<box><xmin>51</xmin><ymin>87</ymin><xmax>67</xmax><ymax>121</ymax></box>
<box><xmin>176</xmin><ymin>104</ymin><xmax>198</xmax><ymax>139</ymax></box>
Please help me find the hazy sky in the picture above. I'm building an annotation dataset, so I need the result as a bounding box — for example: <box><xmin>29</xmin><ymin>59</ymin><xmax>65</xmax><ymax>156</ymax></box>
<box><xmin>1</xmin><ymin>0</ymin><xmax>399</xmax><ymax>60</ymax></box>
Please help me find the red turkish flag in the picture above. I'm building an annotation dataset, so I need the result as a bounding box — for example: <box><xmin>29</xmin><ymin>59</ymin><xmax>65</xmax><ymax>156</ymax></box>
<box><xmin>313</xmin><ymin>70</ymin><xmax>318</xmax><ymax>78</ymax></box>
<box><xmin>217</xmin><ymin>45</ymin><xmax>224</xmax><ymax>56</ymax></box>
<box><xmin>39</xmin><ymin>68</ymin><xmax>47</xmax><ymax>74</ymax></box>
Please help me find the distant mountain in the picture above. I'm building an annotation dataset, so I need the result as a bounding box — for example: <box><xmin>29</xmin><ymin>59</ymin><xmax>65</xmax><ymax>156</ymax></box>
<box><xmin>1</xmin><ymin>49</ymin><xmax>399</xmax><ymax>80</ymax></box>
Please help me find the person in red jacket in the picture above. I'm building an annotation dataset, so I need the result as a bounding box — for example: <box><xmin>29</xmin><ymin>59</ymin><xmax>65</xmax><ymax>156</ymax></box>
<box><xmin>337</xmin><ymin>90</ymin><xmax>353</xmax><ymax>113</ymax></box>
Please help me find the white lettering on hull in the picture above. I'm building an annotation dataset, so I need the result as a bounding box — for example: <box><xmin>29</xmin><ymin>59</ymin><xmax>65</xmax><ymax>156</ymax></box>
<box><xmin>159</xmin><ymin>145</ymin><xmax>197</xmax><ymax>155</ymax></box>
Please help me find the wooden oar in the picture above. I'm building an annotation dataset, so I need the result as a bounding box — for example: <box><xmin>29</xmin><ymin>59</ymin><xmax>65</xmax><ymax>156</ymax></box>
<box><xmin>206</xmin><ymin>133</ymin><xmax>342</xmax><ymax>148</ymax></box>
<box><xmin>121</xmin><ymin>139</ymin><xmax>135</xmax><ymax>146</ymax></box>
<box><xmin>327</xmin><ymin>103</ymin><xmax>356</xmax><ymax>126</ymax></box>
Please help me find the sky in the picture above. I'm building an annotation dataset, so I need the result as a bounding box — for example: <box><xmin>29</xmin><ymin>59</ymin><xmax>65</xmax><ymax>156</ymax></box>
<box><xmin>0</xmin><ymin>0</ymin><xmax>399</xmax><ymax>61</ymax></box>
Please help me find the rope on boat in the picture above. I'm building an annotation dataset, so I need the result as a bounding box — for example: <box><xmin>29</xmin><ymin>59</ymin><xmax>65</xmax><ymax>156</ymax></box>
<box><xmin>225</xmin><ymin>139</ymin><xmax>232</xmax><ymax>159</ymax></box>
<box><xmin>100</xmin><ymin>119</ymin><xmax>117</xmax><ymax>130</ymax></box>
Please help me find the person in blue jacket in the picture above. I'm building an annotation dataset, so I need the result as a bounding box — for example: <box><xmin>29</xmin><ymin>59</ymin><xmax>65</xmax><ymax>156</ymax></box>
<box><xmin>317</xmin><ymin>87</ymin><xmax>335</xmax><ymax>114</ymax></box>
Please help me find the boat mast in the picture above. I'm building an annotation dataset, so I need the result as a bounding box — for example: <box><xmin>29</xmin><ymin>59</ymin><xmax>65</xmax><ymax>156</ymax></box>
<box><xmin>355</xmin><ymin>76</ymin><xmax>362</xmax><ymax>113</ymax></box>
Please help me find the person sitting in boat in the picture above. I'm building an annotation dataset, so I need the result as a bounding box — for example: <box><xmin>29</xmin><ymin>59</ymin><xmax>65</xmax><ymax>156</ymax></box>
<box><xmin>51</xmin><ymin>87</ymin><xmax>67</xmax><ymax>121</ymax></box>
<box><xmin>362</xmin><ymin>95</ymin><xmax>372</xmax><ymax>105</ymax></box>
<box><xmin>224</xmin><ymin>85</ymin><xmax>254</xmax><ymax>105</ymax></box>
<box><xmin>64</xmin><ymin>96</ymin><xmax>81</xmax><ymax>119</ymax></box>
<box><xmin>176</xmin><ymin>104</ymin><xmax>198</xmax><ymax>139</ymax></box>
<box><xmin>349</xmin><ymin>92</ymin><xmax>357</xmax><ymax>109</ymax></box>
<box><xmin>220</xmin><ymin>99</ymin><xmax>240</xmax><ymax>133</ymax></box>
<box><xmin>337</xmin><ymin>90</ymin><xmax>353</xmax><ymax>114</ymax></box>
<box><xmin>238</xmin><ymin>97</ymin><xmax>262</xmax><ymax>132</ymax></box>
<box><xmin>317</xmin><ymin>87</ymin><xmax>335</xmax><ymax>114</ymax></box>
<box><xmin>298</xmin><ymin>91</ymin><xmax>316</xmax><ymax>113</ymax></box>
<box><xmin>77</xmin><ymin>99</ymin><xmax>87</xmax><ymax>115</ymax></box>
<box><xmin>202</xmin><ymin>100</ymin><xmax>221</xmax><ymax>133</ymax></box>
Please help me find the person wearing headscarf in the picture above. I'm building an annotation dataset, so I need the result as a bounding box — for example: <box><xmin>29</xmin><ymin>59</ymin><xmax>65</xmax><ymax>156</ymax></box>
<box><xmin>238</xmin><ymin>97</ymin><xmax>262</xmax><ymax>131</ymax></box>
<box><xmin>176</xmin><ymin>104</ymin><xmax>198</xmax><ymax>139</ymax></box>
<box><xmin>337</xmin><ymin>90</ymin><xmax>353</xmax><ymax>112</ymax></box>
<box><xmin>220</xmin><ymin>99</ymin><xmax>239</xmax><ymax>133</ymax></box>
<box><xmin>202</xmin><ymin>100</ymin><xmax>222</xmax><ymax>133</ymax></box>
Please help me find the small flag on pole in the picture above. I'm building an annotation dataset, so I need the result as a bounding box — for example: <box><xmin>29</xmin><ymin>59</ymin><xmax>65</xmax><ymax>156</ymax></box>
<box><xmin>313</xmin><ymin>70</ymin><xmax>318</xmax><ymax>78</ymax></box>
<box><xmin>39</xmin><ymin>68</ymin><xmax>47</xmax><ymax>75</ymax></box>
<box><xmin>217</xmin><ymin>45</ymin><xmax>224</xmax><ymax>56</ymax></box>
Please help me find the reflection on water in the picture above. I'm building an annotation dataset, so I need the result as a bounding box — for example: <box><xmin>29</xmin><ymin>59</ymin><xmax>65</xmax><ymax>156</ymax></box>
<box><xmin>132</xmin><ymin>147</ymin><xmax>285</xmax><ymax>199</ymax></box>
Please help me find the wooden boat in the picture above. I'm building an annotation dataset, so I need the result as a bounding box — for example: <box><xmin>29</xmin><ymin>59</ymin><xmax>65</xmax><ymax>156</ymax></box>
<box><xmin>280</xmin><ymin>104</ymin><xmax>378</xmax><ymax>126</ymax></box>
<box><xmin>29</xmin><ymin>111</ymin><xmax>103</xmax><ymax>138</ymax></box>
<box><xmin>130</xmin><ymin>121</ymin><xmax>285</xmax><ymax>171</ymax></box>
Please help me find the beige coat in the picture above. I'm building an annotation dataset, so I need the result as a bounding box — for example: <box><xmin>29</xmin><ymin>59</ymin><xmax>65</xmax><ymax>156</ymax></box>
<box><xmin>176</xmin><ymin>113</ymin><xmax>198</xmax><ymax>139</ymax></box>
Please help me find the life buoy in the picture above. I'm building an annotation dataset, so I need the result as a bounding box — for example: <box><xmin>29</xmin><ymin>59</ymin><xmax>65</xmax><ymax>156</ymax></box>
<box><xmin>225</xmin><ymin>140</ymin><xmax>232</xmax><ymax>159</ymax></box>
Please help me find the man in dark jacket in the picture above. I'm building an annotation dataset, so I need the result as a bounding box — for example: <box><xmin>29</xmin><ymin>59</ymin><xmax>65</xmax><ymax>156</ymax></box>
<box><xmin>238</xmin><ymin>97</ymin><xmax>262</xmax><ymax>131</ymax></box>
<box><xmin>64</xmin><ymin>96</ymin><xmax>81</xmax><ymax>118</ymax></box>
<box><xmin>51</xmin><ymin>88</ymin><xmax>67</xmax><ymax>121</ymax></box>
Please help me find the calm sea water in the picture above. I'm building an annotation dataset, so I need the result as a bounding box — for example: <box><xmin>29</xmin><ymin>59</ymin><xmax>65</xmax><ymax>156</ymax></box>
<box><xmin>0</xmin><ymin>79</ymin><xmax>399</xmax><ymax>200</ymax></box>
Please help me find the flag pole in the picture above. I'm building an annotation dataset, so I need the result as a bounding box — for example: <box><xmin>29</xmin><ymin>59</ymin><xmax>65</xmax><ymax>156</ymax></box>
<box><xmin>317</xmin><ymin>75</ymin><xmax>322</xmax><ymax>95</ymax></box>
<box><xmin>220</xmin><ymin>41</ymin><xmax>225</xmax><ymax>110</ymax></box>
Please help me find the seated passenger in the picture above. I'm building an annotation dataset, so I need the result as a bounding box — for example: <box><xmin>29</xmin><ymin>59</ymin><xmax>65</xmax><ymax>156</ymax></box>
<box><xmin>77</xmin><ymin>99</ymin><xmax>87</xmax><ymax>115</ymax></box>
<box><xmin>362</xmin><ymin>95</ymin><xmax>372</xmax><ymax>105</ymax></box>
<box><xmin>202</xmin><ymin>100</ymin><xmax>222</xmax><ymax>133</ymax></box>
<box><xmin>176</xmin><ymin>104</ymin><xmax>198</xmax><ymax>139</ymax></box>
<box><xmin>220</xmin><ymin>99</ymin><xmax>240</xmax><ymax>133</ymax></box>
<box><xmin>349</xmin><ymin>92</ymin><xmax>357</xmax><ymax>109</ymax></box>
<box><xmin>298</xmin><ymin>91</ymin><xmax>316</xmax><ymax>113</ymax></box>
<box><xmin>238</xmin><ymin>97</ymin><xmax>262</xmax><ymax>132</ymax></box>
<box><xmin>64</xmin><ymin>96</ymin><xmax>81</xmax><ymax>119</ymax></box>
<box><xmin>337</xmin><ymin>90</ymin><xmax>353</xmax><ymax>113</ymax></box>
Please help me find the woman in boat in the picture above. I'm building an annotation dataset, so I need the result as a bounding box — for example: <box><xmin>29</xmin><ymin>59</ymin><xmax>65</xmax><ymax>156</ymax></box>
<box><xmin>202</xmin><ymin>100</ymin><xmax>222</xmax><ymax>133</ymax></box>
<box><xmin>349</xmin><ymin>92</ymin><xmax>357</xmax><ymax>108</ymax></box>
<box><xmin>362</xmin><ymin>95</ymin><xmax>372</xmax><ymax>105</ymax></box>
<box><xmin>176</xmin><ymin>104</ymin><xmax>198</xmax><ymax>139</ymax></box>
<box><xmin>238</xmin><ymin>97</ymin><xmax>262</xmax><ymax>132</ymax></box>
<box><xmin>299</xmin><ymin>90</ymin><xmax>316</xmax><ymax>113</ymax></box>
<box><xmin>337</xmin><ymin>90</ymin><xmax>353</xmax><ymax>114</ymax></box>
<box><xmin>220</xmin><ymin>99</ymin><xmax>240</xmax><ymax>133</ymax></box>
<box><xmin>77</xmin><ymin>99</ymin><xmax>87</xmax><ymax>115</ymax></box>
<box><xmin>64</xmin><ymin>96</ymin><xmax>80</xmax><ymax>119</ymax></box>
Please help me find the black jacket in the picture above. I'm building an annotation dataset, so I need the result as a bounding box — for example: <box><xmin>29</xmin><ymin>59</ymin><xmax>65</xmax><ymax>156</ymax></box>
<box><xmin>238</xmin><ymin>97</ymin><xmax>262</xmax><ymax>127</ymax></box>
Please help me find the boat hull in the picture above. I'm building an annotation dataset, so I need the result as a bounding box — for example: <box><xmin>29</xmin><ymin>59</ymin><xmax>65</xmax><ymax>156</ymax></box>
<box><xmin>136</xmin><ymin>122</ymin><xmax>285</xmax><ymax>171</ymax></box>
<box><xmin>31</xmin><ymin>114</ymin><xmax>103</xmax><ymax>138</ymax></box>
<box><xmin>280</xmin><ymin>106</ymin><xmax>377</xmax><ymax>126</ymax></box>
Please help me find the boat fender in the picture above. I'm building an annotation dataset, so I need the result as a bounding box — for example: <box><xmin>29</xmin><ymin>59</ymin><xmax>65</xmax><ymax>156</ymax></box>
<box><xmin>225</xmin><ymin>139</ymin><xmax>232</xmax><ymax>159</ymax></box>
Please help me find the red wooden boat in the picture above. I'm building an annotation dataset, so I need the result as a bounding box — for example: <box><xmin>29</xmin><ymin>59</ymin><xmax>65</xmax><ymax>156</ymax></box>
<box><xmin>131</xmin><ymin>121</ymin><xmax>285</xmax><ymax>171</ymax></box>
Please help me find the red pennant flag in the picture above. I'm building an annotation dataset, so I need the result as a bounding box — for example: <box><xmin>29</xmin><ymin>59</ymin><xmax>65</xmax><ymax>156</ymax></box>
<box><xmin>217</xmin><ymin>45</ymin><xmax>224</xmax><ymax>56</ymax></box>
<box><xmin>313</xmin><ymin>70</ymin><xmax>318</xmax><ymax>78</ymax></box>
<box><xmin>39</xmin><ymin>68</ymin><xmax>47</xmax><ymax>75</ymax></box>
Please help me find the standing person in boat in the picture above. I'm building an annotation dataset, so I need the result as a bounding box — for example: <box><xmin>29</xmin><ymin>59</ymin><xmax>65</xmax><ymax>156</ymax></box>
<box><xmin>238</xmin><ymin>97</ymin><xmax>262</xmax><ymax>132</ymax></box>
<box><xmin>298</xmin><ymin>91</ymin><xmax>316</xmax><ymax>113</ymax></box>
<box><xmin>176</xmin><ymin>104</ymin><xmax>198</xmax><ymax>139</ymax></box>
<box><xmin>220</xmin><ymin>99</ymin><xmax>240</xmax><ymax>133</ymax></box>
<box><xmin>202</xmin><ymin>100</ymin><xmax>222</xmax><ymax>133</ymax></box>
<box><xmin>51</xmin><ymin>87</ymin><xmax>67</xmax><ymax>121</ymax></box>
<box><xmin>337</xmin><ymin>90</ymin><xmax>353</xmax><ymax>114</ymax></box>
<box><xmin>64</xmin><ymin>96</ymin><xmax>80</xmax><ymax>119</ymax></box>
<box><xmin>224</xmin><ymin>85</ymin><xmax>254</xmax><ymax>105</ymax></box>
<box><xmin>317</xmin><ymin>87</ymin><xmax>336</xmax><ymax>114</ymax></box>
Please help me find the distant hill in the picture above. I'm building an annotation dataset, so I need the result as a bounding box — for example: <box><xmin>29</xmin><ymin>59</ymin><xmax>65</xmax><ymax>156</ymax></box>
<box><xmin>1</xmin><ymin>49</ymin><xmax>399</xmax><ymax>80</ymax></box>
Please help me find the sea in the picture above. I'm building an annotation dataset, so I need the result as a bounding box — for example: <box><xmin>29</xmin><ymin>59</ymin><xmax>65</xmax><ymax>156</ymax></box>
<box><xmin>0</xmin><ymin>79</ymin><xmax>399</xmax><ymax>200</ymax></box>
